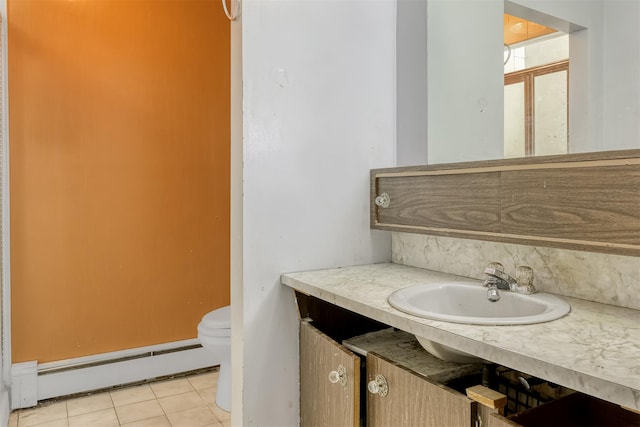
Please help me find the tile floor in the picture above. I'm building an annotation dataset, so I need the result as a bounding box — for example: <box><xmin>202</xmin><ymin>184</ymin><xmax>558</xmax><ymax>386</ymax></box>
<box><xmin>8</xmin><ymin>370</ymin><xmax>230</xmax><ymax>427</ymax></box>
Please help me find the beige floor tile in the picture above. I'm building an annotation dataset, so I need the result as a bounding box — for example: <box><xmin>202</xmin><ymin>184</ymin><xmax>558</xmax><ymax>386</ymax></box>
<box><xmin>209</xmin><ymin>404</ymin><xmax>231</xmax><ymax>422</ymax></box>
<box><xmin>13</xmin><ymin>370</ymin><xmax>223</xmax><ymax>427</ymax></box>
<box><xmin>157</xmin><ymin>391</ymin><xmax>205</xmax><ymax>414</ymax></box>
<box><xmin>187</xmin><ymin>372</ymin><xmax>218</xmax><ymax>391</ymax></box>
<box><xmin>68</xmin><ymin>408</ymin><xmax>118</xmax><ymax>427</ymax></box>
<box><xmin>66</xmin><ymin>392</ymin><xmax>114</xmax><ymax>417</ymax></box>
<box><xmin>110</xmin><ymin>384</ymin><xmax>156</xmax><ymax>407</ymax></box>
<box><xmin>120</xmin><ymin>415</ymin><xmax>172</xmax><ymax>427</ymax></box>
<box><xmin>150</xmin><ymin>378</ymin><xmax>194</xmax><ymax>398</ymax></box>
<box><xmin>8</xmin><ymin>411</ymin><xmax>19</xmax><ymax>427</ymax></box>
<box><xmin>20</xmin><ymin>419</ymin><xmax>69</xmax><ymax>427</ymax></box>
<box><xmin>18</xmin><ymin>402</ymin><xmax>67</xmax><ymax>427</ymax></box>
<box><xmin>196</xmin><ymin>388</ymin><xmax>217</xmax><ymax>405</ymax></box>
<box><xmin>166</xmin><ymin>406</ymin><xmax>218</xmax><ymax>427</ymax></box>
<box><xmin>115</xmin><ymin>400</ymin><xmax>164</xmax><ymax>425</ymax></box>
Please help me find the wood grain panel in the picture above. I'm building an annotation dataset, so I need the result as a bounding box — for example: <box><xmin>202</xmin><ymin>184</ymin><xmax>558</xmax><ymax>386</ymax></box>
<box><xmin>485</xmin><ymin>411</ymin><xmax>521</xmax><ymax>427</ymax></box>
<box><xmin>300</xmin><ymin>321</ymin><xmax>360</xmax><ymax>427</ymax></box>
<box><xmin>376</xmin><ymin>173</ymin><xmax>501</xmax><ymax>232</ymax></box>
<box><xmin>367</xmin><ymin>353</ymin><xmax>474</xmax><ymax>427</ymax></box>
<box><xmin>501</xmin><ymin>166</ymin><xmax>640</xmax><ymax>245</ymax></box>
<box><xmin>371</xmin><ymin>150</ymin><xmax>640</xmax><ymax>256</ymax></box>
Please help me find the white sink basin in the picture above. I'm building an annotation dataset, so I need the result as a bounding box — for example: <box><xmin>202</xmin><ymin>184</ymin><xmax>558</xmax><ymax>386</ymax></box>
<box><xmin>387</xmin><ymin>281</ymin><xmax>571</xmax><ymax>362</ymax></box>
<box><xmin>388</xmin><ymin>281</ymin><xmax>570</xmax><ymax>325</ymax></box>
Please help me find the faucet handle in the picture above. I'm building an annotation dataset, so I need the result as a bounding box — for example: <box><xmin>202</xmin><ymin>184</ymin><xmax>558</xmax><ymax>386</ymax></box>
<box><xmin>486</xmin><ymin>262</ymin><xmax>504</xmax><ymax>271</ymax></box>
<box><xmin>516</xmin><ymin>266</ymin><xmax>534</xmax><ymax>287</ymax></box>
<box><xmin>484</xmin><ymin>261</ymin><xmax>505</xmax><ymax>277</ymax></box>
<box><xmin>515</xmin><ymin>265</ymin><xmax>536</xmax><ymax>294</ymax></box>
<box><xmin>484</xmin><ymin>262</ymin><xmax>503</xmax><ymax>285</ymax></box>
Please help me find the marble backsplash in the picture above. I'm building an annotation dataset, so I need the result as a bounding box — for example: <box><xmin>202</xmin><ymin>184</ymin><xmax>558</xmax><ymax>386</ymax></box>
<box><xmin>391</xmin><ymin>232</ymin><xmax>640</xmax><ymax>310</ymax></box>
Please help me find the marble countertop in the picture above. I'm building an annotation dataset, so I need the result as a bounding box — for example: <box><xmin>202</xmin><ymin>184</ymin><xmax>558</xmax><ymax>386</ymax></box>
<box><xmin>281</xmin><ymin>262</ymin><xmax>640</xmax><ymax>410</ymax></box>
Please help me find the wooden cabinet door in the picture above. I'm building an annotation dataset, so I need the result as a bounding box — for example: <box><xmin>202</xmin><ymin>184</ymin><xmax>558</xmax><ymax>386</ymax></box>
<box><xmin>366</xmin><ymin>353</ymin><xmax>475</xmax><ymax>427</ymax></box>
<box><xmin>300</xmin><ymin>321</ymin><xmax>361</xmax><ymax>427</ymax></box>
<box><xmin>486</xmin><ymin>414</ymin><xmax>522</xmax><ymax>427</ymax></box>
<box><xmin>478</xmin><ymin>407</ymin><xmax>522</xmax><ymax>427</ymax></box>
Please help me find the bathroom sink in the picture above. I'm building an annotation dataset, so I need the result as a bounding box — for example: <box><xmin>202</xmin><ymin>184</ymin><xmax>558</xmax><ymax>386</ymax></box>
<box><xmin>387</xmin><ymin>281</ymin><xmax>571</xmax><ymax>362</ymax></box>
<box><xmin>388</xmin><ymin>281</ymin><xmax>570</xmax><ymax>325</ymax></box>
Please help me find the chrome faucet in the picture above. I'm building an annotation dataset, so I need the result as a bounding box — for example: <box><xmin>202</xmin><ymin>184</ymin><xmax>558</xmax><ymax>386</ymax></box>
<box><xmin>483</xmin><ymin>262</ymin><xmax>536</xmax><ymax>302</ymax></box>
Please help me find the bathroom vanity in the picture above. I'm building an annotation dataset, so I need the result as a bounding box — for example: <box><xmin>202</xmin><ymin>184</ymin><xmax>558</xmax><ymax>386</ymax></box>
<box><xmin>285</xmin><ymin>151</ymin><xmax>639</xmax><ymax>425</ymax></box>
<box><xmin>282</xmin><ymin>263</ymin><xmax>640</xmax><ymax>425</ymax></box>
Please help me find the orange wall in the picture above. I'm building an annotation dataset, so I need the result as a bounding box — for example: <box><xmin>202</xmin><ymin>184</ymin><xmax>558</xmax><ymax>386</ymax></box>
<box><xmin>9</xmin><ymin>0</ymin><xmax>230</xmax><ymax>363</ymax></box>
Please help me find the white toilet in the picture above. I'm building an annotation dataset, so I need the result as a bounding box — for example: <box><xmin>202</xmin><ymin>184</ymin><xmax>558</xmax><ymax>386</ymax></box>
<box><xmin>197</xmin><ymin>305</ymin><xmax>231</xmax><ymax>411</ymax></box>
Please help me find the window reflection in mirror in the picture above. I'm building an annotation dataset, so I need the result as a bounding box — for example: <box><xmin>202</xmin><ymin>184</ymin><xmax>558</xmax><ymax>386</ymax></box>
<box><xmin>503</xmin><ymin>16</ymin><xmax>569</xmax><ymax>158</ymax></box>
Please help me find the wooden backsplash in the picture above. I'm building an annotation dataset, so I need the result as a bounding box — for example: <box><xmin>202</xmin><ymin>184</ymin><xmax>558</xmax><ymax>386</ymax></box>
<box><xmin>371</xmin><ymin>150</ymin><xmax>640</xmax><ymax>256</ymax></box>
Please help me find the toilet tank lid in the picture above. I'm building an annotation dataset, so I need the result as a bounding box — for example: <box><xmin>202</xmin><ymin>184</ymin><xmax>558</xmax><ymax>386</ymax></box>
<box><xmin>202</xmin><ymin>306</ymin><xmax>231</xmax><ymax>329</ymax></box>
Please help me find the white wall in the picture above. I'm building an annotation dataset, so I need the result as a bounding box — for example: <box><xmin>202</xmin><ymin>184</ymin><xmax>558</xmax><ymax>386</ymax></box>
<box><xmin>236</xmin><ymin>1</ymin><xmax>396</xmax><ymax>425</ymax></box>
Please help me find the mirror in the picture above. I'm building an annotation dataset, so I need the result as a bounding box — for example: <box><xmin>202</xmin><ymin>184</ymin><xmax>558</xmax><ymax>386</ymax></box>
<box><xmin>503</xmin><ymin>16</ymin><xmax>569</xmax><ymax>158</ymax></box>
<box><xmin>396</xmin><ymin>0</ymin><xmax>640</xmax><ymax>165</ymax></box>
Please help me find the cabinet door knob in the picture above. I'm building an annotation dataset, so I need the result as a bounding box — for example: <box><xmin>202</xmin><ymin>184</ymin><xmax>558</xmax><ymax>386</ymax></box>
<box><xmin>367</xmin><ymin>374</ymin><xmax>389</xmax><ymax>397</ymax></box>
<box><xmin>375</xmin><ymin>192</ymin><xmax>391</xmax><ymax>208</ymax></box>
<box><xmin>328</xmin><ymin>365</ymin><xmax>347</xmax><ymax>386</ymax></box>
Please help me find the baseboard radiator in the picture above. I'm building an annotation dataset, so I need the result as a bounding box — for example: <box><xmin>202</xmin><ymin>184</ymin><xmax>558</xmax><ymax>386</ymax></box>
<box><xmin>11</xmin><ymin>339</ymin><xmax>216</xmax><ymax>409</ymax></box>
